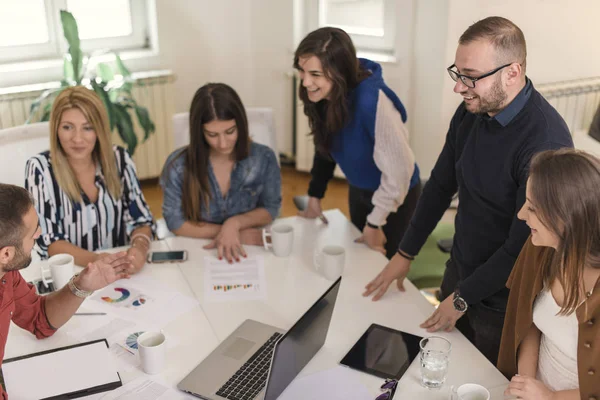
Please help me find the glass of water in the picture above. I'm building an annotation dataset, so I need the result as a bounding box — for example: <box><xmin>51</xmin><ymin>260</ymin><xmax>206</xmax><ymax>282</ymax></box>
<box><xmin>419</xmin><ymin>336</ymin><xmax>451</xmax><ymax>389</ymax></box>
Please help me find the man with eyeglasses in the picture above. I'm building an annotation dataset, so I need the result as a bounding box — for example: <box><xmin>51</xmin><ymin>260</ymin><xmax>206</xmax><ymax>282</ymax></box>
<box><xmin>364</xmin><ymin>16</ymin><xmax>573</xmax><ymax>365</ymax></box>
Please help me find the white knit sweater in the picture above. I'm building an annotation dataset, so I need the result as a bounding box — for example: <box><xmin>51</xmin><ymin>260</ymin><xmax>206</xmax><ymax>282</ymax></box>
<box><xmin>368</xmin><ymin>90</ymin><xmax>416</xmax><ymax>227</ymax></box>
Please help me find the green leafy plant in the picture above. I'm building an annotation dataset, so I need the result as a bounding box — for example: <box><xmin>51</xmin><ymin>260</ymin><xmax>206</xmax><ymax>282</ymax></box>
<box><xmin>27</xmin><ymin>10</ymin><xmax>155</xmax><ymax>155</ymax></box>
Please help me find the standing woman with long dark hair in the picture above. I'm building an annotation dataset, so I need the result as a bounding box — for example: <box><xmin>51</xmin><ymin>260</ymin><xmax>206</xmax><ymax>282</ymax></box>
<box><xmin>294</xmin><ymin>27</ymin><xmax>421</xmax><ymax>259</ymax></box>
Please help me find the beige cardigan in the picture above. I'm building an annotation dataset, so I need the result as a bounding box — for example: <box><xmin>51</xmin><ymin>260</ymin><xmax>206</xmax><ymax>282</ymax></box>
<box><xmin>497</xmin><ymin>237</ymin><xmax>600</xmax><ymax>400</ymax></box>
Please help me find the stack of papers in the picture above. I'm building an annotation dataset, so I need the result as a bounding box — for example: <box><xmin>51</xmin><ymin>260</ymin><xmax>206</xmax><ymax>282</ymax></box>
<box><xmin>279</xmin><ymin>366</ymin><xmax>371</xmax><ymax>400</ymax></box>
<box><xmin>81</xmin><ymin>377</ymin><xmax>197</xmax><ymax>399</ymax></box>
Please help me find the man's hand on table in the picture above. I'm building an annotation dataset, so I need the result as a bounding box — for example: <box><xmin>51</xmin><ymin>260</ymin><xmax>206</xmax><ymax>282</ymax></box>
<box><xmin>420</xmin><ymin>294</ymin><xmax>464</xmax><ymax>332</ymax></box>
<box><xmin>363</xmin><ymin>253</ymin><xmax>411</xmax><ymax>301</ymax></box>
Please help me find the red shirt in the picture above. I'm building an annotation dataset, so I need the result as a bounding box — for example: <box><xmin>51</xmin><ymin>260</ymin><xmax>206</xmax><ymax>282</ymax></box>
<box><xmin>0</xmin><ymin>270</ymin><xmax>56</xmax><ymax>399</ymax></box>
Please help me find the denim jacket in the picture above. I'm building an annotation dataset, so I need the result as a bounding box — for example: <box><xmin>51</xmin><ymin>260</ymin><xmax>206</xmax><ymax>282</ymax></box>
<box><xmin>160</xmin><ymin>142</ymin><xmax>281</xmax><ymax>231</ymax></box>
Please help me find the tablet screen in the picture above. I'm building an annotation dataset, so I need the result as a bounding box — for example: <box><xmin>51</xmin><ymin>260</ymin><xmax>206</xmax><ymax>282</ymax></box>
<box><xmin>340</xmin><ymin>324</ymin><xmax>423</xmax><ymax>380</ymax></box>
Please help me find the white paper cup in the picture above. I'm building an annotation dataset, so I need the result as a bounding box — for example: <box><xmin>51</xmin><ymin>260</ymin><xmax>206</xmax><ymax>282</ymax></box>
<box><xmin>137</xmin><ymin>331</ymin><xmax>167</xmax><ymax>374</ymax></box>
<box><xmin>451</xmin><ymin>383</ymin><xmax>490</xmax><ymax>400</ymax></box>
<box><xmin>313</xmin><ymin>245</ymin><xmax>345</xmax><ymax>280</ymax></box>
<box><xmin>262</xmin><ymin>224</ymin><xmax>294</xmax><ymax>257</ymax></box>
<box><xmin>42</xmin><ymin>254</ymin><xmax>74</xmax><ymax>290</ymax></box>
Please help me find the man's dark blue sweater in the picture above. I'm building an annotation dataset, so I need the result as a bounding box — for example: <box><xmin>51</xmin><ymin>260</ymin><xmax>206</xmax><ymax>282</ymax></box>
<box><xmin>399</xmin><ymin>79</ymin><xmax>573</xmax><ymax>309</ymax></box>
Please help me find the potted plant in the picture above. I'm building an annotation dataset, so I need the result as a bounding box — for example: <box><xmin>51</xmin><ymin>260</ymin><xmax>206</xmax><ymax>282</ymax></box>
<box><xmin>27</xmin><ymin>10</ymin><xmax>155</xmax><ymax>156</ymax></box>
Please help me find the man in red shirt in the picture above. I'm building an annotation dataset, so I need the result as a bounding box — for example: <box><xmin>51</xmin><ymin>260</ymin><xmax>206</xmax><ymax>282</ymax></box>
<box><xmin>0</xmin><ymin>183</ymin><xmax>133</xmax><ymax>399</ymax></box>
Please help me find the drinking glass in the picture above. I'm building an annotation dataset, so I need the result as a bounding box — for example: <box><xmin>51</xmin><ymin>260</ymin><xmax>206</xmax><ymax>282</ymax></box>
<box><xmin>419</xmin><ymin>336</ymin><xmax>451</xmax><ymax>389</ymax></box>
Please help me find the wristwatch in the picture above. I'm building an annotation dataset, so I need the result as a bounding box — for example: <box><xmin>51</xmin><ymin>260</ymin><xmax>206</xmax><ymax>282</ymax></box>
<box><xmin>68</xmin><ymin>273</ymin><xmax>94</xmax><ymax>298</ymax></box>
<box><xmin>453</xmin><ymin>288</ymin><xmax>468</xmax><ymax>313</ymax></box>
<box><xmin>366</xmin><ymin>221</ymin><xmax>381</xmax><ymax>229</ymax></box>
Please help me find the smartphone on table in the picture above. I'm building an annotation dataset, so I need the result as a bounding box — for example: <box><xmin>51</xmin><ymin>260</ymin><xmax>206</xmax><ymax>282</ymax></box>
<box><xmin>146</xmin><ymin>250</ymin><xmax>188</xmax><ymax>263</ymax></box>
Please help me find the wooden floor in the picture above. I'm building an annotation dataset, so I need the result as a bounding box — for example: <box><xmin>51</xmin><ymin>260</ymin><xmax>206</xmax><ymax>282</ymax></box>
<box><xmin>141</xmin><ymin>165</ymin><xmax>350</xmax><ymax>220</ymax></box>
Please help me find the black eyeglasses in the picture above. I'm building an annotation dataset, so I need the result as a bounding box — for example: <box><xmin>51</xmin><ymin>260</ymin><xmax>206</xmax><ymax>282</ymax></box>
<box><xmin>447</xmin><ymin>63</ymin><xmax>513</xmax><ymax>88</ymax></box>
<box><xmin>375</xmin><ymin>379</ymin><xmax>398</xmax><ymax>400</ymax></box>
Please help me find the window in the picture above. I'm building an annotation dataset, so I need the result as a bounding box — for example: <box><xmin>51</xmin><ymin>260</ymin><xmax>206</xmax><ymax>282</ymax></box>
<box><xmin>0</xmin><ymin>0</ymin><xmax>150</xmax><ymax>65</ymax></box>
<box><xmin>306</xmin><ymin>0</ymin><xmax>396</xmax><ymax>54</ymax></box>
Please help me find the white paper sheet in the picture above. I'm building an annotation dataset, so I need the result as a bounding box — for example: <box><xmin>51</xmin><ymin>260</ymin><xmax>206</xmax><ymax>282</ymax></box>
<box><xmin>3</xmin><ymin>341</ymin><xmax>120</xmax><ymax>400</ymax></box>
<box><xmin>203</xmin><ymin>256</ymin><xmax>267</xmax><ymax>303</ymax></box>
<box><xmin>68</xmin><ymin>315</ymin><xmax>136</xmax><ymax>343</ymax></box>
<box><xmin>109</xmin><ymin>342</ymin><xmax>140</xmax><ymax>372</ymax></box>
<box><xmin>82</xmin><ymin>376</ymin><xmax>197</xmax><ymax>399</ymax></box>
<box><xmin>278</xmin><ymin>366</ymin><xmax>371</xmax><ymax>400</ymax></box>
<box><xmin>83</xmin><ymin>275</ymin><xmax>199</xmax><ymax>326</ymax></box>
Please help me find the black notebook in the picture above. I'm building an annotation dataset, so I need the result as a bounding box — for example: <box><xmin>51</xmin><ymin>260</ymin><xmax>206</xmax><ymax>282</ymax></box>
<box><xmin>2</xmin><ymin>339</ymin><xmax>121</xmax><ymax>399</ymax></box>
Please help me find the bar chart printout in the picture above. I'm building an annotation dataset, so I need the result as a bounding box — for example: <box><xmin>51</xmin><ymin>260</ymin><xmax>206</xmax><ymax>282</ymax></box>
<box><xmin>203</xmin><ymin>256</ymin><xmax>267</xmax><ymax>303</ymax></box>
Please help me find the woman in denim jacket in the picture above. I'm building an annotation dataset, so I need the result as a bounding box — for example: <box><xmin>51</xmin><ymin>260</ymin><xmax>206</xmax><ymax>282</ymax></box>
<box><xmin>160</xmin><ymin>83</ymin><xmax>281</xmax><ymax>263</ymax></box>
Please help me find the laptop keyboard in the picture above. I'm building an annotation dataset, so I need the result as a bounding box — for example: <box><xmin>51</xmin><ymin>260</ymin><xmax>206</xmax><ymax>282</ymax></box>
<box><xmin>216</xmin><ymin>332</ymin><xmax>283</xmax><ymax>400</ymax></box>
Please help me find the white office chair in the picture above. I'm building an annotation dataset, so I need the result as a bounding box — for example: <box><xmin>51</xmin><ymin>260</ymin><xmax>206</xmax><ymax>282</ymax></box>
<box><xmin>0</xmin><ymin>122</ymin><xmax>51</xmax><ymax>187</ymax></box>
<box><xmin>156</xmin><ymin>108</ymin><xmax>280</xmax><ymax>239</ymax></box>
<box><xmin>0</xmin><ymin>122</ymin><xmax>51</xmax><ymax>261</ymax></box>
<box><xmin>171</xmin><ymin>107</ymin><xmax>279</xmax><ymax>164</ymax></box>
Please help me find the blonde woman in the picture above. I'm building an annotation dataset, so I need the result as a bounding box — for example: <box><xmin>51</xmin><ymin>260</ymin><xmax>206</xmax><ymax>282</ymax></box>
<box><xmin>25</xmin><ymin>86</ymin><xmax>155</xmax><ymax>273</ymax></box>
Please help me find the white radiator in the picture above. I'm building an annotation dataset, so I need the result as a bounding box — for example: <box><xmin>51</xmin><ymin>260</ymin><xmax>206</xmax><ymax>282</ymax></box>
<box><xmin>0</xmin><ymin>70</ymin><xmax>176</xmax><ymax>180</ymax></box>
<box><xmin>537</xmin><ymin>76</ymin><xmax>600</xmax><ymax>157</ymax></box>
<box><xmin>537</xmin><ymin>77</ymin><xmax>600</xmax><ymax>134</ymax></box>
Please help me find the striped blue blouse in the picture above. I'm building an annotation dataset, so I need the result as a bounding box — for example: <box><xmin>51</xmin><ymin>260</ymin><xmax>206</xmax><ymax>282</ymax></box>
<box><xmin>25</xmin><ymin>145</ymin><xmax>155</xmax><ymax>258</ymax></box>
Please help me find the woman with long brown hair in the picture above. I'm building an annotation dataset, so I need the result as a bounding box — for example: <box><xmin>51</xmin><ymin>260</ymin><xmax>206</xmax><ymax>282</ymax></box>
<box><xmin>160</xmin><ymin>83</ymin><xmax>281</xmax><ymax>263</ymax></box>
<box><xmin>25</xmin><ymin>86</ymin><xmax>155</xmax><ymax>273</ymax></box>
<box><xmin>294</xmin><ymin>27</ymin><xmax>420</xmax><ymax>259</ymax></box>
<box><xmin>499</xmin><ymin>148</ymin><xmax>600</xmax><ymax>400</ymax></box>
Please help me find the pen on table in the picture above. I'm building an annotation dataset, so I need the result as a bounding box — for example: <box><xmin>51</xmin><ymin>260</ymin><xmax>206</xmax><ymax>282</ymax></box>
<box><xmin>319</xmin><ymin>214</ymin><xmax>329</xmax><ymax>224</ymax></box>
<box><xmin>117</xmin><ymin>343</ymin><xmax>135</xmax><ymax>355</ymax></box>
<box><xmin>74</xmin><ymin>312</ymin><xmax>107</xmax><ymax>316</ymax></box>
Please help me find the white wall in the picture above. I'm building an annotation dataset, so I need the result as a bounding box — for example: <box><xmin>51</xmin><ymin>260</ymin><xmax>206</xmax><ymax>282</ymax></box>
<box><xmin>407</xmin><ymin>0</ymin><xmax>450</xmax><ymax>180</ymax></box>
<box><xmin>2</xmin><ymin>0</ymin><xmax>600</xmax><ymax>168</ymax></box>
<box><xmin>146</xmin><ymin>0</ymin><xmax>295</xmax><ymax>153</ymax></box>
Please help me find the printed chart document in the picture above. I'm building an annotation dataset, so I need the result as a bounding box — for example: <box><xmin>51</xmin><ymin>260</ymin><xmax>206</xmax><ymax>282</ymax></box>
<box><xmin>204</xmin><ymin>256</ymin><xmax>267</xmax><ymax>303</ymax></box>
<box><xmin>2</xmin><ymin>339</ymin><xmax>121</xmax><ymax>400</ymax></box>
<box><xmin>70</xmin><ymin>275</ymin><xmax>199</xmax><ymax>329</ymax></box>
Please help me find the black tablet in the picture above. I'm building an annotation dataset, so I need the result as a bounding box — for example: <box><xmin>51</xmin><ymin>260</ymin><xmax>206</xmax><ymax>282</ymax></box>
<box><xmin>340</xmin><ymin>324</ymin><xmax>423</xmax><ymax>380</ymax></box>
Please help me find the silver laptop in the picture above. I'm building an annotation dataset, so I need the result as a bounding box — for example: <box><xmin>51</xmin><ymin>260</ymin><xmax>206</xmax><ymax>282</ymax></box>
<box><xmin>178</xmin><ymin>277</ymin><xmax>342</xmax><ymax>400</ymax></box>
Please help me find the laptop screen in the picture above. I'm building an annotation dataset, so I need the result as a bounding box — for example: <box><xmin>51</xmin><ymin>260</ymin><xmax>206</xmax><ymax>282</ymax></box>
<box><xmin>263</xmin><ymin>277</ymin><xmax>342</xmax><ymax>400</ymax></box>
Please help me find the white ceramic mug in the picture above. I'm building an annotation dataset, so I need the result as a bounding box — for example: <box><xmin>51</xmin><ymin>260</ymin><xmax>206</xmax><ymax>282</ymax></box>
<box><xmin>137</xmin><ymin>331</ymin><xmax>167</xmax><ymax>374</ymax></box>
<box><xmin>313</xmin><ymin>245</ymin><xmax>345</xmax><ymax>280</ymax></box>
<box><xmin>41</xmin><ymin>254</ymin><xmax>74</xmax><ymax>290</ymax></box>
<box><xmin>450</xmin><ymin>384</ymin><xmax>490</xmax><ymax>400</ymax></box>
<box><xmin>262</xmin><ymin>224</ymin><xmax>294</xmax><ymax>257</ymax></box>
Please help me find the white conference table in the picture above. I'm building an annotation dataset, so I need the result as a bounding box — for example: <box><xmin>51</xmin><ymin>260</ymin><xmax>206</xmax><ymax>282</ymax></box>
<box><xmin>6</xmin><ymin>239</ymin><xmax>220</xmax><ymax>390</ymax></box>
<box><xmin>8</xmin><ymin>209</ymin><xmax>509</xmax><ymax>399</ymax></box>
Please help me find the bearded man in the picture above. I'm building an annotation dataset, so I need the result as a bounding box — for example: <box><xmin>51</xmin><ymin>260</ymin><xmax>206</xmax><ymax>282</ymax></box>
<box><xmin>364</xmin><ymin>16</ymin><xmax>573</xmax><ymax>365</ymax></box>
<box><xmin>0</xmin><ymin>183</ymin><xmax>132</xmax><ymax>399</ymax></box>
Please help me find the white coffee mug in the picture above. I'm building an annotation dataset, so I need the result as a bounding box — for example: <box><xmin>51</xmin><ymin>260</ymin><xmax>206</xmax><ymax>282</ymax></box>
<box><xmin>313</xmin><ymin>245</ymin><xmax>345</xmax><ymax>280</ymax></box>
<box><xmin>137</xmin><ymin>331</ymin><xmax>167</xmax><ymax>374</ymax></box>
<box><xmin>41</xmin><ymin>254</ymin><xmax>74</xmax><ymax>290</ymax></box>
<box><xmin>450</xmin><ymin>384</ymin><xmax>490</xmax><ymax>400</ymax></box>
<box><xmin>262</xmin><ymin>224</ymin><xmax>294</xmax><ymax>257</ymax></box>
